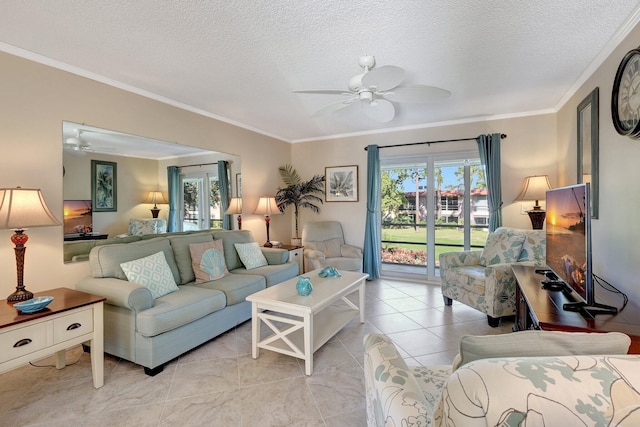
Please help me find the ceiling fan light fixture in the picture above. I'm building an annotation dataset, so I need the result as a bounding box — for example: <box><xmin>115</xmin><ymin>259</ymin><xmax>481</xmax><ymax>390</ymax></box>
<box><xmin>294</xmin><ymin>55</ymin><xmax>450</xmax><ymax>122</ymax></box>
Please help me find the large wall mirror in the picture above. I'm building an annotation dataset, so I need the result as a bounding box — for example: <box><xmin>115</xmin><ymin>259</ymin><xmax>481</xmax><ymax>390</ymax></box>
<box><xmin>62</xmin><ymin>121</ymin><xmax>241</xmax><ymax>262</ymax></box>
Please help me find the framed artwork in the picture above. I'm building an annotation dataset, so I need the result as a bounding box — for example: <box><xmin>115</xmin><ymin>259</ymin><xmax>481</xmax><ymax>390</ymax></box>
<box><xmin>577</xmin><ymin>87</ymin><xmax>599</xmax><ymax>219</ymax></box>
<box><xmin>91</xmin><ymin>160</ymin><xmax>117</xmax><ymax>212</ymax></box>
<box><xmin>325</xmin><ymin>165</ymin><xmax>358</xmax><ymax>202</ymax></box>
<box><xmin>236</xmin><ymin>173</ymin><xmax>242</xmax><ymax>197</ymax></box>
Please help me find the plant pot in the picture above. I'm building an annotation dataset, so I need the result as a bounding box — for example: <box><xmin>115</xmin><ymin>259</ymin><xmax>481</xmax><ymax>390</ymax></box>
<box><xmin>291</xmin><ymin>238</ymin><xmax>302</xmax><ymax>246</ymax></box>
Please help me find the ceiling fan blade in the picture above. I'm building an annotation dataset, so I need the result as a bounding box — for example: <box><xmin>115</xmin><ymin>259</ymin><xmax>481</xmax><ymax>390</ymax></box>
<box><xmin>311</xmin><ymin>98</ymin><xmax>357</xmax><ymax>117</ymax></box>
<box><xmin>361</xmin><ymin>65</ymin><xmax>405</xmax><ymax>91</ymax></box>
<box><xmin>383</xmin><ymin>84</ymin><xmax>451</xmax><ymax>103</ymax></box>
<box><xmin>294</xmin><ymin>89</ymin><xmax>353</xmax><ymax>95</ymax></box>
<box><xmin>363</xmin><ymin>99</ymin><xmax>395</xmax><ymax>122</ymax></box>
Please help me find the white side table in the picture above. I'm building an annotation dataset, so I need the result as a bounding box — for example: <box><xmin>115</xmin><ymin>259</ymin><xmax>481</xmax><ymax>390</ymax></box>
<box><xmin>281</xmin><ymin>244</ymin><xmax>303</xmax><ymax>274</ymax></box>
<box><xmin>0</xmin><ymin>288</ymin><xmax>105</xmax><ymax>388</ymax></box>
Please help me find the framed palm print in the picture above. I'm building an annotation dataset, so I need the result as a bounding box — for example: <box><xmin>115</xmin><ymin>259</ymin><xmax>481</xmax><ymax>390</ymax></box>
<box><xmin>91</xmin><ymin>160</ymin><xmax>117</xmax><ymax>212</ymax></box>
<box><xmin>325</xmin><ymin>165</ymin><xmax>358</xmax><ymax>202</ymax></box>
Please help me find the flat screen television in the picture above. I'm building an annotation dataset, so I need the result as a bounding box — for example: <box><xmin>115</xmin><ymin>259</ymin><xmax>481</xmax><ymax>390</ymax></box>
<box><xmin>545</xmin><ymin>183</ymin><xmax>616</xmax><ymax>316</ymax></box>
<box><xmin>63</xmin><ymin>200</ymin><xmax>93</xmax><ymax>235</ymax></box>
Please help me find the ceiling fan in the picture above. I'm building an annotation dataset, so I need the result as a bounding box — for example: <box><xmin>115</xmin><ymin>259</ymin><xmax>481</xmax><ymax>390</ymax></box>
<box><xmin>294</xmin><ymin>55</ymin><xmax>451</xmax><ymax>123</ymax></box>
<box><xmin>63</xmin><ymin>129</ymin><xmax>92</xmax><ymax>156</ymax></box>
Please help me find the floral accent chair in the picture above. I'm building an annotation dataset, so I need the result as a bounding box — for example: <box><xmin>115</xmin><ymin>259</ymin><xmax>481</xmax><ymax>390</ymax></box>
<box><xmin>128</xmin><ymin>218</ymin><xmax>168</xmax><ymax>235</ymax></box>
<box><xmin>364</xmin><ymin>331</ymin><xmax>635</xmax><ymax>427</ymax></box>
<box><xmin>439</xmin><ymin>227</ymin><xmax>545</xmax><ymax>327</ymax></box>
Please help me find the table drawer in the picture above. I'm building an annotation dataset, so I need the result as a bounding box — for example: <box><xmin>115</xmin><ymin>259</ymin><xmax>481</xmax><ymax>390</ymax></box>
<box><xmin>0</xmin><ymin>322</ymin><xmax>50</xmax><ymax>363</ymax></box>
<box><xmin>53</xmin><ymin>308</ymin><xmax>93</xmax><ymax>344</ymax></box>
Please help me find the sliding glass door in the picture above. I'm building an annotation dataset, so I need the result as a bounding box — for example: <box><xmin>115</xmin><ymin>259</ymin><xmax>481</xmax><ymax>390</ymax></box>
<box><xmin>179</xmin><ymin>172</ymin><xmax>222</xmax><ymax>231</ymax></box>
<box><xmin>381</xmin><ymin>152</ymin><xmax>489</xmax><ymax>280</ymax></box>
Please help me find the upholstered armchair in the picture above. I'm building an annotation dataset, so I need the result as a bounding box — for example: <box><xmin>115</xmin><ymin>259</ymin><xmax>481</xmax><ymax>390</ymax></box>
<box><xmin>301</xmin><ymin>221</ymin><xmax>363</xmax><ymax>273</ymax></box>
<box><xmin>439</xmin><ymin>227</ymin><xmax>545</xmax><ymax>327</ymax></box>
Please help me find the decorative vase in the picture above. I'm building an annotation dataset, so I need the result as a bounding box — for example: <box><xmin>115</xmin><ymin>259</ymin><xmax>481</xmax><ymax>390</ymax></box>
<box><xmin>296</xmin><ymin>276</ymin><xmax>313</xmax><ymax>296</ymax></box>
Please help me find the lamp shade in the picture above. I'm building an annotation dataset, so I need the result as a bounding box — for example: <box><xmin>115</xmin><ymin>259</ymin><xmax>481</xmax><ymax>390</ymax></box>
<box><xmin>253</xmin><ymin>196</ymin><xmax>281</xmax><ymax>215</ymax></box>
<box><xmin>513</xmin><ymin>175</ymin><xmax>552</xmax><ymax>203</ymax></box>
<box><xmin>225</xmin><ymin>197</ymin><xmax>243</xmax><ymax>215</ymax></box>
<box><xmin>0</xmin><ymin>187</ymin><xmax>61</xmax><ymax>229</ymax></box>
<box><xmin>142</xmin><ymin>191</ymin><xmax>167</xmax><ymax>205</ymax></box>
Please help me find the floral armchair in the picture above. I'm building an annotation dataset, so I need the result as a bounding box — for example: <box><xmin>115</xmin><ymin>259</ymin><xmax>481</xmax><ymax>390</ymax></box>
<box><xmin>364</xmin><ymin>331</ymin><xmax>634</xmax><ymax>427</ymax></box>
<box><xmin>439</xmin><ymin>227</ymin><xmax>545</xmax><ymax>326</ymax></box>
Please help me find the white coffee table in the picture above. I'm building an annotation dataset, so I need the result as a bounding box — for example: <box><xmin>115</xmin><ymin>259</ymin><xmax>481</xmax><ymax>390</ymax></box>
<box><xmin>246</xmin><ymin>269</ymin><xmax>368</xmax><ymax>375</ymax></box>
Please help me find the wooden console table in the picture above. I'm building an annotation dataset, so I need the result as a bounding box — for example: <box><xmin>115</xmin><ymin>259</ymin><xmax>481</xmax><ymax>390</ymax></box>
<box><xmin>512</xmin><ymin>265</ymin><xmax>640</xmax><ymax>354</ymax></box>
<box><xmin>0</xmin><ymin>288</ymin><xmax>106</xmax><ymax>387</ymax></box>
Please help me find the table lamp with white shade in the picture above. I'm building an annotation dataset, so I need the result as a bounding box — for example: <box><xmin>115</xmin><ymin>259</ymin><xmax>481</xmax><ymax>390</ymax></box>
<box><xmin>0</xmin><ymin>187</ymin><xmax>61</xmax><ymax>302</ymax></box>
<box><xmin>513</xmin><ymin>175</ymin><xmax>552</xmax><ymax>230</ymax></box>
<box><xmin>253</xmin><ymin>196</ymin><xmax>281</xmax><ymax>247</ymax></box>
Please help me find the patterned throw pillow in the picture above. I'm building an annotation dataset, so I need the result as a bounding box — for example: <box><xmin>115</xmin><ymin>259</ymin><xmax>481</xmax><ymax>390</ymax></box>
<box><xmin>120</xmin><ymin>251</ymin><xmax>179</xmax><ymax>299</ymax></box>
<box><xmin>189</xmin><ymin>240</ymin><xmax>229</xmax><ymax>283</ymax></box>
<box><xmin>478</xmin><ymin>232</ymin><xmax>525</xmax><ymax>266</ymax></box>
<box><xmin>234</xmin><ymin>242</ymin><xmax>268</xmax><ymax>270</ymax></box>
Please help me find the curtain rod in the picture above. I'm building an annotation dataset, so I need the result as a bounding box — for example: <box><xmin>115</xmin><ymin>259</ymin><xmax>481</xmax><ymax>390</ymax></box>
<box><xmin>363</xmin><ymin>133</ymin><xmax>507</xmax><ymax>150</ymax></box>
<box><xmin>179</xmin><ymin>161</ymin><xmax>219</xmax><ymax>168</ymax></box>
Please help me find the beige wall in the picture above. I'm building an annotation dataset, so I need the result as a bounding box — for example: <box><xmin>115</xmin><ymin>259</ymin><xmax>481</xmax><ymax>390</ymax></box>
<box><xmin>291</xmin><ymin>113</ymin><xmax>558</xmax><ymax>247</ymax></box>
<box><xmin>64</xmin><ymin>151</ymin><xmax>160</xmax><ymax>236</ymax></box>
<box><xmin>557</xmin><ymin>22</ymin><xmax>640</xmax><ymax>311</ymax></box>
<box><xmin>0</xmin><ymin>52</ymin><xmax>291</xmax><ymax>294</ymax></box>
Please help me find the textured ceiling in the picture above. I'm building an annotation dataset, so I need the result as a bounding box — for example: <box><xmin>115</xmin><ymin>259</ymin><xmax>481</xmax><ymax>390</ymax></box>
<box><xmin>2</xmin><ymin>1</ymin><xmax>640</xmax><ymax>143</ymax></box>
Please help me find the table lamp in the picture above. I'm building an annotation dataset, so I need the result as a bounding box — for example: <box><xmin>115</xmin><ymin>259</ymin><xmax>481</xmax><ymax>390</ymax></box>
<box><xmin>0</xmin><ymin>187</ymin><xmax>61</xmax><ymax>302</ymax></box>
<box><xmin>513</xmin><ymin>175</ymin><xmax>552</xmax><ymax>229</ymax></box>
<box><xmin>143</xmin><ymin>191</ymin><xmax>167</xmax><ymax>218</ymax></box>
<box><xmin>253</xmin><ymin>196</ymin><xmax>281</xmax><ymax>247</ymax></box>
<box><xmin>225</xmin><ymin>197</ymin><xmax>243</xmax><ymax>230</ymax></box>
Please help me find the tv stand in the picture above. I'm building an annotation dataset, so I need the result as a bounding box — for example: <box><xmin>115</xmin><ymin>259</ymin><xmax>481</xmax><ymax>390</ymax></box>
<box><xmin>563</xmin><ymin>301</ymin><xmax>618</xmax><ymax>317</ymax></box>
<box><xmin>512</xmin><ymin>265</ymin><xmax>640</xmax><ymax>354</ymax></box>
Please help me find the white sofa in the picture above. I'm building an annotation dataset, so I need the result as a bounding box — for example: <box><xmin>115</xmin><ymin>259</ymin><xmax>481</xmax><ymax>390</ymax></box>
<box><xmin>364</xmin><ymin>331</ymin><xmax>637</xmax><ymax>427</ymax></box>
<box><xmin>439</xmin><ymin>227</ymin><xmax>545</xmax><ymax>326</ymax></box>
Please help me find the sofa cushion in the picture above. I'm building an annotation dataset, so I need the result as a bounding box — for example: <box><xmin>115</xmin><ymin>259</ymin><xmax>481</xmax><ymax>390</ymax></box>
<box><xmin>190</xmin><ymin>239</ymin><xmax>229</xmax><ymax>283</ymax></box>
<box><xmin>120</xmin><ymin>251</ymin><xmax>179</xmax><ymax>299</ymax></box>
<box><xmin>495</xmin><ymin>227</ymin><xmax>546</xmax><ymax>263</ymax></box>
<box><xmin>89</xmin><ymin>237</ymin><xmax>180</xmax><ymax>283</ymax></box>
<box><xmin>234</xmin><ymin>242</ymin><xmax>268</xmax><ymax>270</ymax></box>
<box><xmin>213</xmin><ymin>230</ymin><xmax>256</xmax><ymax>270</ymax></box>
<box><xmin>136</xmin><ymin>285</ymin><xmax>226</xmax><ymax>337</ymax></box>
<box><xmin>311</xmin><ymin>237</ymin><xmax>343</xmax><ymax>258</ymax></box>
<box><xmin>479</xmin><ymin>232</ymin><xmax>526</xmax><ymax>266</ymax></box>
<box><xmin>168</xmin><ymin>233</ymin><xmax>214</xmax><ymax>284</ymax></box>
<box><xmin>190</xmin><ymin>273</ymin><xmax>265</xmax><ymax>305</ymax></box>
<box><xmin>452</xmin><ymin>330</ymin><xmax>632</xmax><ymax>371</ymax></box>
<box><xmin>231</xmin><ymin>261</ymin><xmax>299</xmax><ymax>287</ymax></box>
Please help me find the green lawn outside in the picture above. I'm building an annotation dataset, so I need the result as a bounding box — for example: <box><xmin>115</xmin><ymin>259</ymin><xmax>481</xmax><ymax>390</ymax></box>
<box><xmin>381</xmin><ymin>225</ymin><xmax>488</xmax><ymax>263</ymax></box>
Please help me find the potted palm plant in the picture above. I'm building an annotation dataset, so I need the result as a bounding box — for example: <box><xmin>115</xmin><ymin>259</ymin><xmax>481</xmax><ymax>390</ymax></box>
<box><xmin>275</xmin><ymin>164</ymin><xmax>325</xmax><ymax>245</ymax></box>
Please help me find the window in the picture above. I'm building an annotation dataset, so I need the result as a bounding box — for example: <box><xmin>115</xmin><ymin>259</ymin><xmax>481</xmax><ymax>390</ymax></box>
<box><xmin>179</xmin><ymin>172</ymin><xmax>222</xmax><ymax>231</ymax></box>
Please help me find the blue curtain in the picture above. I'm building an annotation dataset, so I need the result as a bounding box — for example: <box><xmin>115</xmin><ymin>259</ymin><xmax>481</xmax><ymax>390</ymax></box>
<box><xmin>167</xmin><ymin>166</ymin><xmax>180</xmax><ymax>232</ymax></box>
<box><xmin>476</xmin><ymin>133</ymin><xmax>502</xmax><ymax>231</ymax></box>
<box><xmin>218</xmin><ymin>161</ymin><xmax>231</xmax><ymax>230</ymax></box>
<box><xmin>363</xmin><ymin>145</ymin><xmax>381</xmax><ymax>279</ymax></box>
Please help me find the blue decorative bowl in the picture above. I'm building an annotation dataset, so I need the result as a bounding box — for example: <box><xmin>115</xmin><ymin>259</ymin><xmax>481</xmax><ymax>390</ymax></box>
<box><xmin>14</xmin><ymin>296</ymin><xmax>54</xmax><ymax>314</ymax></box>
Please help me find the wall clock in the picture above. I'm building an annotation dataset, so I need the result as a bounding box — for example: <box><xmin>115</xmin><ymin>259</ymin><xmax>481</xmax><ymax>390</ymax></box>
<box><xmin>612</xmin><ymin>47</ymin><xmax>640</xmax><ymax>138</ymax></box>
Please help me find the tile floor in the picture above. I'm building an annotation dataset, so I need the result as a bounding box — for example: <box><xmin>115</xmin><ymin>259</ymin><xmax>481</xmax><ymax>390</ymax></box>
<box><xmin>0</xmin><ymin>277</ymin><xmax>513</xmax><ymax>426</ymax></box>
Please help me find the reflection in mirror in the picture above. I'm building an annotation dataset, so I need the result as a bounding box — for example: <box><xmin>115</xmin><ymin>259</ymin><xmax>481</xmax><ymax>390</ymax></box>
<box><xmin>62</xmin><ymin>121</ymin><xmax>241</xmax><ymax>263</ymax></box>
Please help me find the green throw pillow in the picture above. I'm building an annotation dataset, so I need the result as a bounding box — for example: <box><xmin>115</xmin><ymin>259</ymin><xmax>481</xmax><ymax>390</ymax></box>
<box><xmin>120</xmin><ymin>251</ymin><xmax>179</xmax><ymax>299</ymax></box>
<box><xmin>234</xmin><ymin>242</ymin><xmax>268</xmax><ymax>270</ymax></box>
